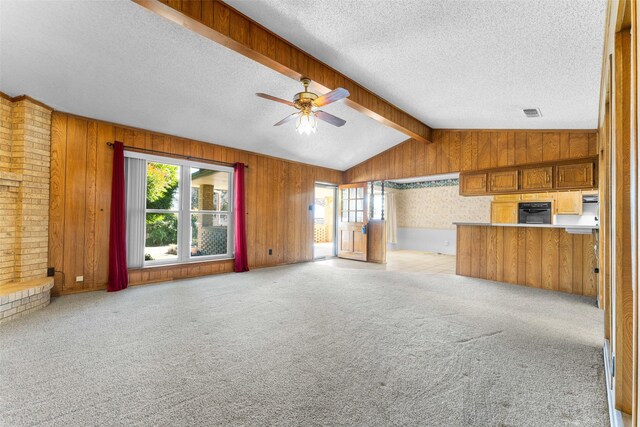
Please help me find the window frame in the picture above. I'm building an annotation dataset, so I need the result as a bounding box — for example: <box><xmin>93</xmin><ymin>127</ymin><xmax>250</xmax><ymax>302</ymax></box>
<box><xmin>125</xmin><ymin>151</ymin><xmax>234</xmax><ymax>267</ymax></box>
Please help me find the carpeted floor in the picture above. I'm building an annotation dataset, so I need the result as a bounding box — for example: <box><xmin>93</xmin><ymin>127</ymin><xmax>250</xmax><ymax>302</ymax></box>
<box><xmin>0</xmin><ymin>262</ymin><xmax>607</xmax><ymax>426</ymax></box>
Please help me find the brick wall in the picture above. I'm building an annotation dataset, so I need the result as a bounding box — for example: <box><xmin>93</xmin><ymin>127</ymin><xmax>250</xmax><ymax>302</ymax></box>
<box><xmin>0</xmin><ymin>94</ymin><xmax>52</xmax><ymax>285</ymax></box>
<box><xmin>0</xmin><ymin>97</ymin><xmax>12</xmax><ymax>170</ymax></box>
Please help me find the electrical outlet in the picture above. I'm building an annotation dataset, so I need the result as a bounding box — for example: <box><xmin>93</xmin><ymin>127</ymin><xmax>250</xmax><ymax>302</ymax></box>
<box><xmin>268</xmin><ymin>249</ymin><xmax>273</xmax><ymax>255</ymax></box>
<box><xmin>75</xmin><ymin>276</ymin><xmax>84</xmax><ymax>282</ymax></box>
<box><xmin>47</xmin><ymin>267</ymin><xmax>55</xmax><ymax>277</ymax></box>
<box><xmin>444</xmin><ymin>240</ymin><xmax>450</xmax><ymax>246</ymax></box>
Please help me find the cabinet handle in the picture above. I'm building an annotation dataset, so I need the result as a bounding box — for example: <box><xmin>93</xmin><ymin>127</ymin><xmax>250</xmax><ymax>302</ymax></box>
<box><xmin>559</xmin><ymin>172</ymin><xmax>564</xmax><ymax>183</ymax></box>
<box><xmin>545</xmin><ymin>173</ymin><xmax>550</xmax><ymax>183</ymax></box>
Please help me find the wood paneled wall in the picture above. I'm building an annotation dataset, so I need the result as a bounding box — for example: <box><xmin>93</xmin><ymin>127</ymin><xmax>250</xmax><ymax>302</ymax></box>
<box><xmin>49</xmin><ymin>112</ymin><xmax>342</xmax><ymax>295</ymax></box>
<box><xmin>344</xmin><ymin>130</ymin><xmax>598</xmax><ymax>183</ymax></box>
<box><xmin>596</xmin><ymin>1</ymin><xmax>638</xmax><ymax>418</ymax></box>
<box><xmin>613</xmin><ymin>29</ymin><xmax>634</xmax><ymax>415</ymax></box>
<box><xmin>456</xmin><ymin>225</ymin><xmax>597</xmax><ymax>297</ymax></box>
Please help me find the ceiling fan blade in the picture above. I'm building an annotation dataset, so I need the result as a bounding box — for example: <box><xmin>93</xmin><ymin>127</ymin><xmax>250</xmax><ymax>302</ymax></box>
<box><xmin>313</xmin><ymin>87</ymin><xmax>350</xmax><ymax>107</ymax></box>
<box><xmin>316</xmin><ymin>110</ymin><xmax>346</xmax><ymax>127</ymax></box>
<box><xmin>274</xmin><ymin>112</ymin><xmax>299</xmax><ymax>126</ymax></box>
<box><xmin>256</xmin><ymin>93</ymin><xmax>296</xmax><ymax>107</ymax></box>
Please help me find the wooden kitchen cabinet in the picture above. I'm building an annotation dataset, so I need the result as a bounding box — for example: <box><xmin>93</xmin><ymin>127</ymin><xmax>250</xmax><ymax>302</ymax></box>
<box><xmin>556</xmin><ymin>191</ymin><xmax>582</xmax><ymax>215</ymax></box>
<box><xmin>521</xmin><ymin>193</ymin><xmax>547</xmax><ymax>201</ymax></box>
<box><xmin>460</xmin><ymin>172</ymin><xmax>487</xmax><ymax>195</ymax></box>
<box><xmin>488</xmin><ymin>170</ymin><xmax>518</xmax><ymax>192</ymax></box>
<box><xmin>494</xmin><ymin>194</ymin><xmax>520</xmax><ymax>201</ymax></box>
<box><xmin>520</xmin><ymin>193</ymin><xmax>555</xmax><ymax>214</ymax></box>
<box><xmin>521</xmin><ymin>167</ymin><xmax>553</xmax><ymax>191</ymax></box>
<box><xmin>556</xmin><ymin>163</ymin><xmax>594</xmax><ymax>189</ymax></box>
<box><xmin>491</xmin><ymin>201</ymin><xmax>518</xmax><ymax>224</ymax></box>
<box><xmin>461</xmin><ymin>159</ymin><xmax>596</xmax><ymax>196</ymax></box>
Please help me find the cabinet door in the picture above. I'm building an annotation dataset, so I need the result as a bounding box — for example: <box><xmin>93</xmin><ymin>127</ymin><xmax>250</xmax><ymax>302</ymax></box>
<box><xmin>521</xmin><ymin>167</ymin><xmax>553</xmax><ymax>191</ymax></box>
<box><xmin>494</xmin><ymin>194</ymin><xmax>520</xmax><ymax>201</ymax></box>
<box><xmin>491</xmin><ymin>202</ymin><xmax>518</xmax><ymax>224</ymax></box>
<box><xmin>489</xmin><ymin>170</ymin><xmax>518</xmax><ymax>193</ymax></box>
<box><xmin>556</xmin><ymin>191</ymin><xmax>582</xmax><ymax>215</ymax></box>
<box><xmin>520</xmin><ymin>192</ymin><xmax>554</xmax><ymax>201</ymax></box>
<box><xmin>520</xmin><ymin>193</ymin><xmax>541</xmax><ymax>201</ymax></box>
<box><xmin>460</xmin><ymin>173</ymin><xmax>487</xmax><ymax>195</ymax></box>
<box><xmin>556</xmin><ymin>163</ymin><xmax>594</xmax><ymax>189</ymax></box>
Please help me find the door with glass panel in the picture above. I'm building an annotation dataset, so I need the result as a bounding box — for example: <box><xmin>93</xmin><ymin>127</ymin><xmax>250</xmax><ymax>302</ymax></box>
<box><xmin>338</xmin><ymin>183</ymin><xmax>368</xmax><ymax>261</ymax></box>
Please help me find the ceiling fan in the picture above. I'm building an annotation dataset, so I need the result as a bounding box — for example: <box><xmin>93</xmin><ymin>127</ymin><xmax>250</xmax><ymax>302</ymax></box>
<box><xmin>256</xmin><ymin>78</ymin><xmax>350</xmax><ymax>135</ymax></box>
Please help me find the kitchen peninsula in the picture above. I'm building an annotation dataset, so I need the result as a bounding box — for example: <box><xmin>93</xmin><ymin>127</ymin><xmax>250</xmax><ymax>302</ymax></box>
<box><xmin>455</xmin><ymin>223</ymin><xmax>598</xmax><ymax>297</ymax></box>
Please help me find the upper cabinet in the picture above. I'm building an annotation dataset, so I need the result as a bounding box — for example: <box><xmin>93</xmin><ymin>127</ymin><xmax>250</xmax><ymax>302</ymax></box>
<box><xmin>521</xmin><ymin>167</ymin><xmax>553</xmax><ymax>191</ymax></box>
<box><xmin>460</xmin><ymin>159</ymin><xmax>596</xmax><ymax>196</ymax></box>
<box><xmin>460</xmin><ymin>172</ymin><xmax>487</xmax><ymax>195</ymax></box>
<box><xmin>556</xmin><ymin>162</ymin><xmax>595</xmax><ymax>189</ymax></box>
<box><xmin>489</xmin><ymin>170</ymin><xmax>518</xmax><ymax>192</ymax></box>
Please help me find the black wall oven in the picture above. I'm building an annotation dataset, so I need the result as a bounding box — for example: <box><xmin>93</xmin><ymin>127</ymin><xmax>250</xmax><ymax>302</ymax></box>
<box><xmin>518</xmin><ymin>202</ymin><xmax>552</xmax><ymax>225</ymax></box>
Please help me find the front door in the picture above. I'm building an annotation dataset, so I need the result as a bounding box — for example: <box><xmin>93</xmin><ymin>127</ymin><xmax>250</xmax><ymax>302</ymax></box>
<box><xmin>338</xmin><ymin>183</ymin><xmax>368</xmax><ymax>261</ymax></box>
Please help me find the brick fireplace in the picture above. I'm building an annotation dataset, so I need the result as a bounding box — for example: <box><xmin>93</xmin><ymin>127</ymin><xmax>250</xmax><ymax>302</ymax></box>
<box><xmin>0</xmin><ymin>94</ymin><xmax>53</xmax><ymax>323</ymax></box>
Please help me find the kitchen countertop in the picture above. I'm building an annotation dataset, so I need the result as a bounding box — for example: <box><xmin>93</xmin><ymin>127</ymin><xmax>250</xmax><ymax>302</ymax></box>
<box><xmin>454</xmin><ymin>222</ymin><xmax>599</xmax><ymax>230</ymax></box>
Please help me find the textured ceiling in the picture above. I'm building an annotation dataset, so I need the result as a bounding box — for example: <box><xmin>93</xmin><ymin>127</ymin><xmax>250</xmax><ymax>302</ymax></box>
<box><xmin>226</xmin><ymin>0</ymin><xmax>606</xmax><ymax>129</ymax></box>
<box><xmin>0</xmin><ymin>0</ymin><xmax>407</xmax><ymax>170</ymax></box>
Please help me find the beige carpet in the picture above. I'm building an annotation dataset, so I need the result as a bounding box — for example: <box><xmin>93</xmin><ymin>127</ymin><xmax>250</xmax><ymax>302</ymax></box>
<box><xmin>319</xmin><ymin>250</ymin><xmax>457</xmax><ymax>274</ymax></box>
<box><xmin>0</xmin><ymin>262</ymin><xmax>607</xmax><ymax>426</ymax></box>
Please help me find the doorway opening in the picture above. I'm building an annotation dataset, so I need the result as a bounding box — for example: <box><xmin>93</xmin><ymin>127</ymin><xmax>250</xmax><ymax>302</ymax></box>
<box><xmin>313</xmin><ymin>183</ymin><xmax>337</xmax><ymax>259</ymax></box>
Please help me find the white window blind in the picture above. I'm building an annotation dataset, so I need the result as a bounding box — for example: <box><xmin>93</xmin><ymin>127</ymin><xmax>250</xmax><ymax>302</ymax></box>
<box><xmin>125</xmin><ymin>157</ymin><xmax>146</xmax><ymax>268</ymax></box>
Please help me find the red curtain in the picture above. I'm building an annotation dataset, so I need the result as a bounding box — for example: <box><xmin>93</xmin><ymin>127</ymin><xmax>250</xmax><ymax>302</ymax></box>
<box><xmin>108</xmin><ymin>141</ymin><xmax>129</xmax><ymax>292</ymax></box>
<box><xmin>233</xmin><ymin>163</ymin><xmax>249</xmax><ymax>272</ymax></box>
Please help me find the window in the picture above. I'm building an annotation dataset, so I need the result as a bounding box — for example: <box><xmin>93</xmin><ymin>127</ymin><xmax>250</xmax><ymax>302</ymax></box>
<box><xmin>125</xmin><ymin>152</ymin><xmax>233</xmax><ymax>267</ymax></box>
<box><xmin>189</xmin><ymin>167</ymin><xmax>231</xmax><ymax>258</ymax></box>
<box><xmin>340</xmin><ymin>186</ymin><xmax>364</xmax><ymax>223</ymax></box>
<box><xmin>371</xmin><ymin>181</ymin><xmax>384</xmax><ymax>220</ymax></box>
<box><xmin>145</xmin><ymin>162</ymin><xmax>180</xmax><ymax>262</ymax></box>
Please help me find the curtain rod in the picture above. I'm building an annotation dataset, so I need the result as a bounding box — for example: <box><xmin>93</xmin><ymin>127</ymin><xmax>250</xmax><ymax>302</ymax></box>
<box><xmin>106</xmin><ymin>141</ymin><xmax>248</xmax><ymax>169</ymax></box>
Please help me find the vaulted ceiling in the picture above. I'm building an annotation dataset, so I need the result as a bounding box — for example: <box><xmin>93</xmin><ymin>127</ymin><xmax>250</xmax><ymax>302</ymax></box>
<box><xmin>0</xmin><ymin>0</ymin><xmax>406</xmax><ymax>170</ymax></box>
<box><xmin>0</xmin><ymin>0</ymin><xmax>607</xmax><ymax>171</ymax></box>
<box><xmin>226</xmin><ymin>0</ymin><xmax>607</xmax><ymax>129</ymax></box>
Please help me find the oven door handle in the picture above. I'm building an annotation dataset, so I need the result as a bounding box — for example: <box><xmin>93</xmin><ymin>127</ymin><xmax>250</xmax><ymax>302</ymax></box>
<box><xmin>521</xmin><ymin>208</ymin><xmax>549</xmax><ymax>212</ymax></box>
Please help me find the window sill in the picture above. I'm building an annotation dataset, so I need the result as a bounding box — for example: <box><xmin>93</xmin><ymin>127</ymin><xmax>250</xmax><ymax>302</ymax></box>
<box><xmin>128</xmin><ymin>257</ymin><xmax>234</xmax><ymax>271</ymax></box>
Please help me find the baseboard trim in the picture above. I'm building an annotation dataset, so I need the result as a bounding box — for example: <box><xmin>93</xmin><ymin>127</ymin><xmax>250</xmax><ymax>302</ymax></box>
<box><xmin>603</xmin><ymin>340</ymin><xmax>630</xmax><ymax>427</ymax></box>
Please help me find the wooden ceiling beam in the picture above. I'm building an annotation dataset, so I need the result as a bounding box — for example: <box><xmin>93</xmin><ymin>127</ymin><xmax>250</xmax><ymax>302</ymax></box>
<box><xmin>132</xmin><ymin>0</ymin><xmax>432</xmax><ymax>143</ymax></box>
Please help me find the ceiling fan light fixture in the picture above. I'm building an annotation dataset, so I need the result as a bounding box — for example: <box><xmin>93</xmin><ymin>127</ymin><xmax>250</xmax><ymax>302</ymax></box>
<box><xmin>257</xmin><ymin>77</ymin><xmax>349</xmax><ymax>134</ymax></box>
<box><xmin>296</xmin><ymin>111</ymin><xmax>317</xmax><ymax>135</ymax></box>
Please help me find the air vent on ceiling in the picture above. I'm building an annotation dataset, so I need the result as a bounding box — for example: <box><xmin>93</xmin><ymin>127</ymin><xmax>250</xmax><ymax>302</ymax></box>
<box><xmin>523</xmin><ymin>108</ymin><xmax>542</xmax><ymax>118</ymax></box>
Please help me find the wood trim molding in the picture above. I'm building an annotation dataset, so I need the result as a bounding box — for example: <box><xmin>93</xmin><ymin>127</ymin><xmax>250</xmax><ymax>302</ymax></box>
<box><xmin>10</xmin><ymin>95</ymin><xmax>54</xmax><ymax>111</ymax></box>
<box><xmin>131</xmin><ymin>0</ymin><xmax>432</xmax><ymax>143</ymax></box>
<box><xmin>0</xmin><ymin>91</ymin><xmax>53</xmax><ymax>111</ymax></box>
<box><xmin>614</xmin><ymin>29</ymin><xmax>634</xmax><ymax>415</ymax></box>
<box><xmin>433</xmin><ymin>128</ymin><xmax>598</xmax><ymax>133</ymax></box>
